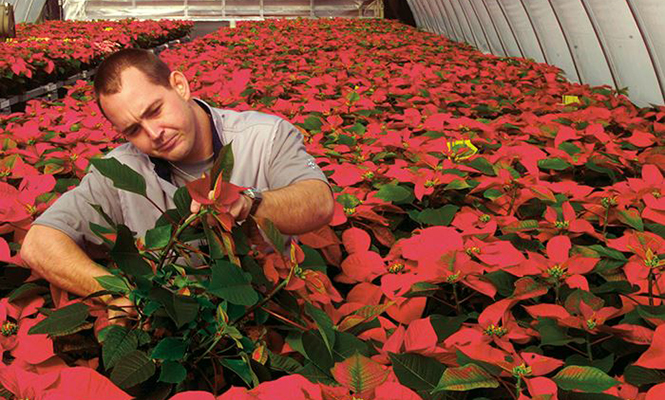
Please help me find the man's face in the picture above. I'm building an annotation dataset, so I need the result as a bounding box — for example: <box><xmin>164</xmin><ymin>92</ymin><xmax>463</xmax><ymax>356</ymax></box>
<box><xmin>99</xmin><ymin>67</ymin><xmax>199</xmax><ymax>163</ymax></box>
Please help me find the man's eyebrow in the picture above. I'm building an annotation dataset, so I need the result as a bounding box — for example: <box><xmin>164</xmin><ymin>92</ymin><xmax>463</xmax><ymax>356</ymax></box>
<box><xmin>121</xmin><ymin>100</ymin><xmax>162</xmax><ymax>135</ymax></box>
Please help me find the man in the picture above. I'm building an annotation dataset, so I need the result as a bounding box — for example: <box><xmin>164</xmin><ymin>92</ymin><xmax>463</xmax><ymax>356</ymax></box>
<box><xmin>20</xmin><ymin>48</ymin><xmax>335</xmax><ymax>303</ymax></box>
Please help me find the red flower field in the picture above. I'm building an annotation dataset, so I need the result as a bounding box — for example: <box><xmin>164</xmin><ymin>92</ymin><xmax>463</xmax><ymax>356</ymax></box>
<box><xmin>0</xmin><ymin>17</ymin><xmax>664</xmax><ymax>400</ymax></box>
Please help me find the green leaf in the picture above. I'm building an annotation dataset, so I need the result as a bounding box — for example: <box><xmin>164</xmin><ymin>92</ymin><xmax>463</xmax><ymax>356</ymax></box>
<box><xmin>430</xmin><ymin>315</ymin><xmax>467</xmax><ymax>342</ymax></box>
<box><xmin>28</xmin><ymin>303</ymin><xmax>89</xmax><ymax>336</ymax></box>
<box><xmin>145</xmin><ymin>224</ymin><xmax>172</xmax><ymax>249</ymax></box>
<box><xmin>417</xmin><ymin>205</ymin><xmax>459</xmax><ymax>226</ymax></box>
<box><xmin>209</xmin><ymin>259</ymin><xmax>259</xmax><ymax>306</ymax></box>
<box><xmin>433</xmin><ymin>363</ymin><xmax>499</xmax><ymax>392</ymax></box>
<box><xmin>305</xmin><ymin>303</ymin><xmax>335</xmax><ymax>356</ymax></box>
<box><xmin>375</xmin><ymin>183</ymin><xmax>411</xmax><ymax>203</ymax></box>
<box><xmin>303</xmin><ymin>116</ymin><xmax>323</xmax><ymax>132</ymax></box>
<box><xmin>95</xmin><ymin>275</ymin><xmax>131</xmax><ymax>295</ymax></box>
<box><xmin>102</xmin><ymin>326</ymin><xmax>139</xmax><ymax>369</ymax></box>
<box><xmin>536</xmin><ymin>318</ymin><xmax>582</xmax><ymax>346</ymax></box>
<box><xmin>333</xmin><ymin>331</ymin><xmax>369</xmax><ymax>358</ymax></box>
<box><xmin>110</xmin><ymin>350</ymin><xmax>156</xmax><ymax>389</ymax></box>
<box><xmin>624</xmin><ymin>365</ymin><xmax>665</xmax><ymax>387</ymax></box>
<box><xmin>8</xmin><ymin>283</ymin><xmax>47</xmax><ymax>303</ymax></box>
<box><xmin>220</xmin><ymin>358</ymin><xmax>255</xmax><ymax>387</ymax></box>
<box><xmin>297</xmin><ymin>362</ymin><xmax>336</xmax><ymax>385</ymax></box>
<box><xmin>538</xmin><ymin>158</ymin><xmax>572</xmax><ymax>170</ymax></box>
<box><xmin>151</xmin><ymin>337</ymin><xmax>187</xmax><ymax>361</ymax></box>
<box><xmin>483</xmin><ymin>189</ymin><xmax>504</xmax><ymax>200</ymax></box>
<box><xmin>566</xmin><ymin>354</ymin><xmax>614</xmax><ymax>374</ymax></box>
<box><xmin>90</xmin><ymin>157</ymin><xmax>147</xmax><ymax>197</ymax></box>
<box><xmin>552</xmin><ymin>365</ymin><xmax>619</xmax><ymax>393</ymax></box>
<box><xmin>211</xmin><ymin>141</ymin><xmax>234</xmax><ymax>184</ymax></box>
<box><xmin>646</xmin><ymin>223</ymin><xmax>665</xmax><ymax>239</ymax></box>
<box><xmin>465</xmin><ymin>157</ymin><xmax>496</xmax><ymax>175</ymax></box>
<box><xmin>173</xmin><ymin>186</ymin><xmax>192</xmax><ymax>218</ymax></box>
<box><xmin>302</xmin><ymin>330</ymin><xmax>334</xmax><ymax>371</ymax></box>
<box><xmin>110</xmin><ymin>225</ymin><xmax>153</xmax><ymax>277</ymax></box>
<box><xmin>586</xmin><ymin>245</ymin><xmax>627</xmax><ymax>260</ymax></box>
<box><xmin>618</xmin><ymin>208</ymin><xmax>644</xmax><ymax>231</ymax></box>
<box><xmin>159</xmin><ymin>361</ymin><xmax>187</xmax><ymax>384</ymax></box>
<box><xmin>331</xmin><ymin>353</ymin><xmax>388</xmax><ymax>394</ymax></box>
<box><xmin>150</xmin><ymin>288</ymin><xmax>200</xmax><ymax>328</ymax></box>
<box><xmin>389</xmin><ymin>353</ymin><xmax>446</xmax><ymax>400</ymax></box>
<box><xmin>269</xmin><ymin>351</ymin><xmax>303</xmax><ymax>373</ymax></box>
<box><xmin>255</xmin><ymin>217</ymin><xmax>285</xmax><ymax>254</ymax></box>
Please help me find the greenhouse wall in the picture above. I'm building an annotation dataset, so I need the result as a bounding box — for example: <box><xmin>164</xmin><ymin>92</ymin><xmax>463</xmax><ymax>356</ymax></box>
<box><xmin>407</xmin><ymin>0</ymin><xmax>665</xmax><ymax>108</ymax></box>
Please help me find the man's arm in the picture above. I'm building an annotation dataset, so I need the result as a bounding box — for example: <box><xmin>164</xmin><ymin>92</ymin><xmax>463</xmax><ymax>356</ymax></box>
<box><xmin>20</xmin><ymin>225</ymin><xmax>112</xmax><ymax>299</ymax></box>
<box><xmin>253</xmin><ymin>179</ymin><xmax>334</xmax><ymax>235</ymax></box>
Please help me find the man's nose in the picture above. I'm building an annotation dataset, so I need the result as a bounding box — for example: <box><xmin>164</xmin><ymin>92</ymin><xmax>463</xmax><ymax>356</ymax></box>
<box><xmin>142</xmin><ymin>120</ymin><xmax>163</xmax><ymax>141</ymax></box>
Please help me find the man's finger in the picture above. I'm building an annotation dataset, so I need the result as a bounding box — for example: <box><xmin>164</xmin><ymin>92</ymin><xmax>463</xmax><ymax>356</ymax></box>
<box><xmin>190</xmin><ymin>199</ymin><xmax>201</xmax><ymax>214</ymax></box>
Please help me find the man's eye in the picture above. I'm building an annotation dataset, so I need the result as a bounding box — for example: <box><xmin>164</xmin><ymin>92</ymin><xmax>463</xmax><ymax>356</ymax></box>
<box><xmin>149</xmin><ymin>106</ymin><xmax>161</xmax><ymax>117</ymax></box>
<box><xmin>124</xmin><ymin>127</ymin><xmax>139</xmax><ymax>137</ymax></box>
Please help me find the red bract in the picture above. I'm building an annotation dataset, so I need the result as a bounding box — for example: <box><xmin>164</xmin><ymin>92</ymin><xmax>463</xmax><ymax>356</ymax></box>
<box><xmin>519</xmin><ymin>235</ymin><xmax>598</xmax><ymax>290</ymax></box>
<box><xmin>0</xmin><ymin>297</ymin><xmax>55</xmax><ymax>365</ymax></box>
<box><xmin>607</xmin><ymin>231</ymin><xmax>665</xmax><ymax>303</ymax></box>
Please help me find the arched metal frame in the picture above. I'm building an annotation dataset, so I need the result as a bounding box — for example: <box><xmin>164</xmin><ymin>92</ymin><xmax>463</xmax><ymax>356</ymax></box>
<box><xmin>517</xmin><ymin>0</ymin><xmax>549</xmax><ymax>65</ymax></box>
<box><xmin>478</xmin><ymin>0</ymin><xmax>510</xmax><ymax>57</ymax></box>
<box><xmin>464</xmin><ymin>0</ymin><xmax>494</xmax><ymax>54</ymax></box>
<box><xmin>578</xmin><ymin>0</ymin><xmax>620</xmax><ymax>90</ymax></box>
<box><xmin>406</xmin><ymin>0</ymin><xmax>665</xmax><ymax>106</ymax></box>
<box><xmin>627</xmin><ymin>0</ymin><xmax>665</xmax><ymax>103</ymax></box>
<box><xmin>546</xmin><ymin>0</ymin><xmax>583</xmax><ymax>83</ymax></box>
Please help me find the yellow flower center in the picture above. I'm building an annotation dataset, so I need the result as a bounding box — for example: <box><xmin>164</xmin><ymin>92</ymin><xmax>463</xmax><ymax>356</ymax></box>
<box><xmin>362</xmin><ymin>171</ymin><xmax>374</xmax><ymax>180</ymax></box>
<box><xmin>512</xmin><ymin>363</ymin><xmax>532</xmax><ymax>378</ymax></box>
<box><xmin>653</xmin><ymin>190</ymin><xmax>662</xmax><ymax>199</ymax></box>
<box><xmin>479</xmin><ymin>214</ymin><xmax>491</xmax><ymax>223</ymax></box>
<box><xmin>554</xmin><ymin>220</ymin><xmax>570</xmax><ymax>229</ymax></box>
<box><xmin>446</xmin><ymin>271</ymin><xmax>461</xmax><ymax>283</ymax></box>
<box><xmin>586</xmin><ymin>318</ymin><xmax>597</xmax><ymax>330</ymax></box>
<box><xmin>424</xmin><ymin>179</ymin><xmax>439</xmax><ymax>188</ymax></box>
<box><xmin>466</xmin><ymin>247</ymin><xmax>481</xmax><ymax>256</ymax></box>
<box><xmin>387</xmin><ymin>263</ymin><xmax>405</xmax><ymax>274</ymax></box>
<box><xmin>344</xmin><ymin>207</ymin><xmax>356</xmax><ymax>216</ymax></box>
<box><xmin>547</xmin><ymin>264</ymin><xmax>567</xmax><ymax>280</ymax></box>
<box><xmin>601</xmin><ymin>196</ymin><xmax>617</xmax><ymax>208</ymax></box>
<box><xmin>483</xmin><ymin>324</ymin><xmax>507</xmax><ymax>337</ymax></box>
<box><xmin>2</xmin><ymin>321</ymin><xmax>18</xmax><ymax>337</ymax></box>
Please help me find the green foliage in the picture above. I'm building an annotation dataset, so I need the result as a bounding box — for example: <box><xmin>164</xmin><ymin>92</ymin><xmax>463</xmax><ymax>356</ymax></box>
<box><xmin>28</xmin><ymin>303</ymin><xmax>89</xmax><ymax>336</ymax></box>
<box><xmin>89</xmin><ymin>157</ymin><xmax>147</xmax><ymax>197</ymax></box>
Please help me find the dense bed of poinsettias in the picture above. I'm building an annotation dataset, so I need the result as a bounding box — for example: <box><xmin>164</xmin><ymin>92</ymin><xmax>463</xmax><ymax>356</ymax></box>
<box><xmin>0</xmin><ymin>16</ymin><xmax>665</xmax><ymax>400</ymax></box>
<box><xmin>0</xmin><ymin>18</ymin><xmax>193</xmax><ymax>97</ymax></box>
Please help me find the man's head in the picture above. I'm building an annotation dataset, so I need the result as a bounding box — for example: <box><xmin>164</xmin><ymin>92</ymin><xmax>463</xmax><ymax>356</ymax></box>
<box><xmin>94</xmin><ymin>49</ymin><xmax>209</xmax><ymax>163</ymax></box>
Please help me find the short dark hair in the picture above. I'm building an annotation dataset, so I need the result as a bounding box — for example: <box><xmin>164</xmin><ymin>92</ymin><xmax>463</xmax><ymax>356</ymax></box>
<box><xmin>94</xmin><ymin>48</ymin><xmax>172</xmax><ymax>117</ymax></box>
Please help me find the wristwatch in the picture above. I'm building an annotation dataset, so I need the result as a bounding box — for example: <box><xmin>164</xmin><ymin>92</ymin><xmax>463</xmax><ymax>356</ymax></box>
<box><xmin>243</xmin><ymin>187</ymin><xmax>263</xmax><ymax>217</ymax></box>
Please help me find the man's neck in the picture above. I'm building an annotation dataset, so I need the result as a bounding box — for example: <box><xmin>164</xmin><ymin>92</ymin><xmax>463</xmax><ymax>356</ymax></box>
<box><xmin>186</xmin><ymin>100</ymin><xmax>214</xmax><ymax>163</ymax></box>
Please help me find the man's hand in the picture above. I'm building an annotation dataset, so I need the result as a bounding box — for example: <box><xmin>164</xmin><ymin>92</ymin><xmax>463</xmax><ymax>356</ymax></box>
<box><xmin>106</xmin><ymin>296</ymin><xmax>137</xmax><ymax>328</ymax></box>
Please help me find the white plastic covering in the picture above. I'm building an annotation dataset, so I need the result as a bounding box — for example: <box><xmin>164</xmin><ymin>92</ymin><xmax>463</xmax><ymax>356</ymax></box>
<box><xmin>65</xmin><ymin>0</ymin><xmax>382</xmax><ymax>21</ymax></box>
<box><xmin>407</xmin><ymin>0</ymin><xmax>665</xmax><ymax>107</ymax></box>
<box><xmin>8</xmin><ymin>0</ymin><xmax>48</xmax><ymax>23</ymax></box>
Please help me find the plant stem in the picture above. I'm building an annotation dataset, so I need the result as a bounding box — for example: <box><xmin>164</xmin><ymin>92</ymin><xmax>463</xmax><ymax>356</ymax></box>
<box><xmin>601</xmin><ymin>206</ymin><xmax>610</xmax><ymax>237</ymax></box>
<box><xmin>230</xmin><ymin>276</ymin><xmax>291</xmax><ymax>326</ymax></box>
<box><xmin>515</xmin><ymin>376</ymin><xmax>522</xmax><ymax>398</ymax></box>
<box><xmin>498</xmin><ymin>378</ymin><xmax>518</xmax><ymax>400</ymax></box>
<box><xmin>260</xmin><ymin>307</ymin><xmax>309</xmax><ymax>331</ymax></box>
<box><xmin>648</xmin><ymin>270</ymin><xmax>655</xmax><ymax>307</ymax></box>
<box><xmin>586</xmin><ymin>332</ymin><xmax>594</xmax><ymax>362</ymax></box>
<box><xmin>156</xmin><ymin>211</ymin><xmax>202</xmax><ymax>272</ymax></box>
<box><xmin>564</xmin><ymin>343</ymin><xmax>588</xmax><ymax>357</ymax></box>
<box><xmin>452</xmin><ymin>283</ymin><xmax>461</xmax><ymax>314</ymax></box>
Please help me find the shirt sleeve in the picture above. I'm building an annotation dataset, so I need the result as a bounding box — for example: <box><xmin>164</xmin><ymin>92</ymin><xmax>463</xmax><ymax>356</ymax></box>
<box><xmin>266</xmin><ymin>119</ymin><xmax>329</xmax><ymax>190</ymax></box>
<box><xmin>32</xmin><ymin>167</ymin><xmax>124</xmax><ymax>248</ymax></box>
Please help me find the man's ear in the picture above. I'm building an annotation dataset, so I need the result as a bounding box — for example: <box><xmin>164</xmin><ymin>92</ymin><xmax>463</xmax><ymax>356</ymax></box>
<box><xmin>170</xmin><ymin>71</ymin><xmax>191</xmax><ymax>100</ymax></box>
